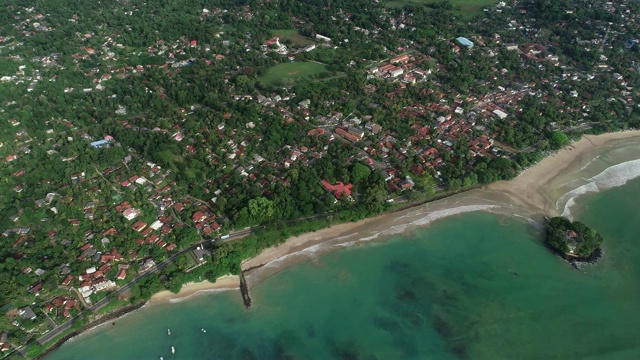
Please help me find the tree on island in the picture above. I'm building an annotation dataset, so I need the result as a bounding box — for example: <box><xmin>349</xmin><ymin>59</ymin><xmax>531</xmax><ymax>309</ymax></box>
<box><xmin>545</xmin><ymin>217</ymin><xmax>604</xmax><ymax>258</ymax></box>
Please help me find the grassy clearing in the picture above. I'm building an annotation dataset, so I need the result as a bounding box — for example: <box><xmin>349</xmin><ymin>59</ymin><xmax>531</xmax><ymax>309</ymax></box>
<box><xmin>271</xmin><ymin>29</ymin><xmax>314</xmax><ymax>47</ymax></box>
<box><xmin>384</xmin><ymin>0</ymin><xmax>500</xmax><ymax>16</ymax></box>
<box><xmin>258</xmin><ymin>62</ymin><xmax>328</xmax><ymax>86</ymax></box>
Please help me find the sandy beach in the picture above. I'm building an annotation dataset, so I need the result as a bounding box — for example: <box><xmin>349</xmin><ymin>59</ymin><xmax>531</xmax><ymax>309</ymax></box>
<box><xmin>150</xmin><ymin>275</ymin><xmax>240</xmax><ymax>303</ymax></box>
<box><xmin>487</xmin><ymin>130</ymin><xmax>640</xmax><ymax>214</ymax></box>
<box><xmin>241</xmin><ymin>130</ymin><xmax>640</xmax><ymax>281</ymax></box>
<box><xmin>144</xmin><ymin>130</ymin><xmax>640</xmax><ymax>297</ymax></box>
<box><xmin>45</xmin><ymin>130</ymin><xmax>640</xmax><ymax>358</ymax></box>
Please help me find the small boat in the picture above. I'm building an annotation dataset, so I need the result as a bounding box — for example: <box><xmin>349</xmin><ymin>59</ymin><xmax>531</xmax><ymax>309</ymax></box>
<box><xmin>160</xmin><ymin>357</ymin><xmax>164</xmax><ymax>360</ymax></box>
<box><xmin>171</xmin><ymin>346</ymin><xmax>175</xmax><ymax>355</ymax></box>
<box><xmin>201</xmin><ymin>328</ymin><xmax>206</xmax><ymax>333</ymax></box>
<box><xmin>167</xmin><ymin>328</ymin><xmax>171</xmax><ymax>336</ymax></box>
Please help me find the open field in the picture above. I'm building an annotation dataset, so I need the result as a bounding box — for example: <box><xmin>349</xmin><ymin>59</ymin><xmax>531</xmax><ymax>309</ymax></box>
<box><xmin>271</xmin><ymin>29</ymin><xmax>315</xmax><ymax>47</ymax></box>
<box><xmin>258</xmin><ymin>62</ymin><xmax>328</xmax><ymax>86</ymax></box>
<box><xmin>384</xmin><ymin>0</ymin><xmax>500</xmax><ymax>16</ymax></box>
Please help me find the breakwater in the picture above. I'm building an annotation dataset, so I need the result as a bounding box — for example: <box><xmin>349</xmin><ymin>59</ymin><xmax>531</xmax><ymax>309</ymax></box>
<box><xmin>239</xmin><ymin>272</ymin><xmax>252</xmax><ymax>308</ymax></box>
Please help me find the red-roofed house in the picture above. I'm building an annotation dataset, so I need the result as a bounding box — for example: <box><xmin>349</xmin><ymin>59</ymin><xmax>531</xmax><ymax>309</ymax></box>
<box><xmin>192</xmin><ymin>211</ymin><xmax>206</xmax><ymax>223</ymax></box>
<box><xmin>131</xmin><ymin>220</ymin><xmax>147</xmax><ymax>232</ymax></box>
<box><xmin>116</xmin><ymin>269</ymin><xmax>126</xmax><ymax>280</ymax></box>
<box><xmin>321</xmin><ymin>180</ymin><xmax>353</xmax><ymax>200</ymax></box>
<box><xmin>103</xmin><ymin>227</ymin><xmax>118</xmax><ymax>236</ymax></box>
<box><xmin>140</xmin><ymin>227</ymin><xmax>152</xmax><ymax>237</ymax></box>
<box><xmin>391</xmin><ymin>54</ymin><xmax>410</xmax><ymax>64</ymax></box>
<box><xmin>335</xmin><ymin>127</ymin><xmax>359</xmax><ymax>143</ymax></box>
<box><xmin>61</xmin><ymin>275</ymin><xmax>74</xmax><ymax>286</ymax></box>
<box><xmin>64</xmin><ymin>300</ymin><xmax>77</xmax><ymax>310</ymax></box>
<box><xmin>146</xmin><ymin>234</ymin><xmax>160</xmax><ymax>244</ymax></box>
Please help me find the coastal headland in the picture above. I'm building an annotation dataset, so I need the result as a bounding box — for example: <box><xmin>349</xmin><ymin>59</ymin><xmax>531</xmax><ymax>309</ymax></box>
<box><xmin>153</xmin><ymin>130</ymin><xmax>640</xmax><ymax>297</ymax></box>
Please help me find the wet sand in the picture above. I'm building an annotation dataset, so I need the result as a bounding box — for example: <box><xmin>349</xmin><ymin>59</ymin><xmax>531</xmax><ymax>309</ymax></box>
<box><xmin>487</xmin><ymin>131</ymin><xmax>640</xmax><ymax>214</ymax></box>
<box><xmin>150</xmin><ymin>275</ymin><xmax>240</xmax><ymax>303</ymax></box>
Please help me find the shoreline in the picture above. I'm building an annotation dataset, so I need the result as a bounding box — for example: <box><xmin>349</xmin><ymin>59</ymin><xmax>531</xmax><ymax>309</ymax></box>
<box><xmin>43</xmin><ymin>275</ymin><xmax>240</xmax><ymax>356</ymax></box>
<box><xmin>240</xmin><ymin>130</ymin><xmax>640</xmax><ymax>283</ymax></box>
<box><xmin>149</xmin><ymin>275</ymin><xmax>240</xmax><ymax>303</ymax></box>
<box><xmin>485</xmin><ymin>130</ymin><xmax>640</xmax><ymax>215</ymax></box>
<box><xmin>45</xmin><ymin>130</ymin><xmax>640</xmax><ymax>356</ymax></box>
<box><xmin>34</xmin><ymin>302</ymin><xmax>147</xmax><ymax>360</ymax></box>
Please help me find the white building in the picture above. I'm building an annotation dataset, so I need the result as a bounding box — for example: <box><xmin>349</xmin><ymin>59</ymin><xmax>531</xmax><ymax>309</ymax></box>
<box><xmin>390</xmin><ymin>68</ymin><xmax>404</xmax><ymax>78</ymax></box>
<box><xmin>492</xmin><ymin>109</ymin><xmax>508</xmax><ymax>119</ymax></box>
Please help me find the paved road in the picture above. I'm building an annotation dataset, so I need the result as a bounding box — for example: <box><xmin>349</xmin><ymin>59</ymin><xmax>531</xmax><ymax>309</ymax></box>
<box><xmin>35</xmin><ymin>228</ymin><xmax>253</xmax><ymax>345</ymax></box>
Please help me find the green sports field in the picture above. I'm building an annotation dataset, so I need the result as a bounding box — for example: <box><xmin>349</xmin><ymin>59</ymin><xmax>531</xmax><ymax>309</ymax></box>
<box><xmin>258</xmin><ymin>62</ymin><xmax>328</xmax><ymax>86</ymax></box>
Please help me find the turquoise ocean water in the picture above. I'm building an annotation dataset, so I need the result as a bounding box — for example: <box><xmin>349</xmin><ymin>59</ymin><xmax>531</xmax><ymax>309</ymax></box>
<box><xmin>48</xmin><ymin>177</ymin><xmax>640</xmax><ymax>360</ymax></box>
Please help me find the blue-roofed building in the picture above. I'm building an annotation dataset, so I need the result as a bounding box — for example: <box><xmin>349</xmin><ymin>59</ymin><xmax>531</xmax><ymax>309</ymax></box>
<box><xmin>456</xmin><ymin>37</ymin><xmax>474</xmax><ymax>48</ymax></box>
<box><xmin>90</xmin><ymin>139</ymin><xmax>111</xmax><ymax>149</ymax></box>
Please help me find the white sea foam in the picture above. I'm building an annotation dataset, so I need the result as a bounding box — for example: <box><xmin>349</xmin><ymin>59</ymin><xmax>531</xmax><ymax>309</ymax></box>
<box><xmin>558</xmin><ymin>159</ymin><xmax>640</xmax><ymax>219</ymax></box>
<box><xmin>408</xmin><ymin>204</ymin><xmax>499</xmax><ymax>227</ymax></box>
<box><xmin>250</xmin><ymin>204</ymin><xmax>500</xmax><ymax>280</ymax></box>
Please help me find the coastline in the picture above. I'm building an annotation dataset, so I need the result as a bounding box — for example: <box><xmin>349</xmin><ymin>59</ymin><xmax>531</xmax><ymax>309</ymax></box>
<box><xmin>149</xmin><ymin>275</ymin><xmax>240</xmax><ymax>303</ymax></box>
<box><xmin>486</xmin><ymin>130</ymin><xmax>640</xmax><ymax>215</ymax></box>
<box><xmin>41</xmin><ymin>276</ymin><xmax>241</xmax><ymax>356</ymax></box>
<box><xmin>34</xmin><ymin>302</ymin><xmax>147</xmax><ymax>360</ymax></box>
<box><xmin>45</xmin><ymin>130</ymin><xmax>640</xmax><ymax>357</ymax></box>
<box><xmin>241</xmin><ymin>130</ymin><xmax>640</xmax><ymax>283</ymax></box>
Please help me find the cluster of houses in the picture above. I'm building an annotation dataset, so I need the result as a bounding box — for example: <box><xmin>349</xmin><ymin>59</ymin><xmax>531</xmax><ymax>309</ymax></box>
<box><xmin>369</xmin><ymin>53</ymin><xmax>431</xmax><ymax>84</ymax></box>
<box><xmin>260</xmin><ymin>35</ymin><xmax>322</xmax><ymax>59</ymax></box>
<box><xmin>0</xmin><ymin>0</ymin><xmax>638</xmax><ymax>351</ymax></box>
<box><xmin>43</xmin><ymin>296</ymin><xmax>78</xmax><ymax>319</ymax></box>
<box><xmin>190</xmin><ymin>206</ymin><xmax>221</xmax><ymax>237</ymax></box>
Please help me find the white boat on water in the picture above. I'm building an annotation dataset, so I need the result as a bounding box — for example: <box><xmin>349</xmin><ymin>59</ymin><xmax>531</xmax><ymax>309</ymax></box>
<box><xmin>201</xmin><ymin>328</ymin><xmax>206</xmax><ymax>333</ymax></box>
<box><xmin>171</xmin><ymin>346</ymin><xmax>175</xmax><ymax>355</ymax></box>
<box><xmin>167</xmin><ymin>328</ymin><xmax>171</xmax><ymax>336</ymax></box>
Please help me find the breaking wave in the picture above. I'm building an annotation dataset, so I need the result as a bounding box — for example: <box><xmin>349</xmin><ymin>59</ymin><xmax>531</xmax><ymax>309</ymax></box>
<box><xmin>558</xmin><ymin>159</ymin><xmax>640</xmax><ymax>219</ymax></box>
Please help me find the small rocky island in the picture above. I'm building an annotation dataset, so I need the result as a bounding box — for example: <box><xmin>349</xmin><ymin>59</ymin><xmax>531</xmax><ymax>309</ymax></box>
<box><xmin>544</xmin><ymin>216</ymin><xmax>604</xmax><ymax>266</ymax></box>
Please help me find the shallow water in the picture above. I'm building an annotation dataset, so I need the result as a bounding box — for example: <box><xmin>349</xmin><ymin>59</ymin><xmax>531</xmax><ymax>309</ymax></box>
<box><xmin>47</xmin><ymin>176</ymin><xmax>640</xmax><ymax>359</ymax></box>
